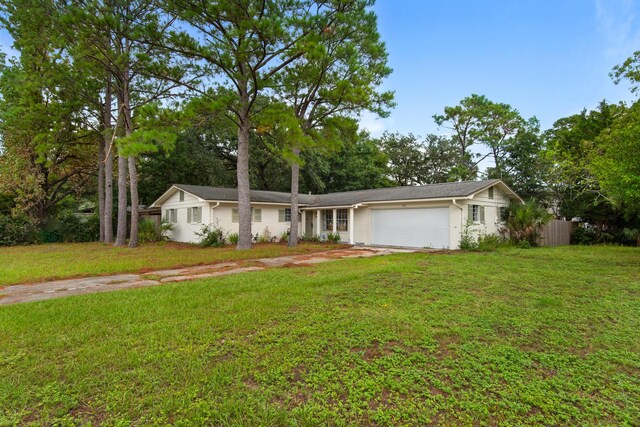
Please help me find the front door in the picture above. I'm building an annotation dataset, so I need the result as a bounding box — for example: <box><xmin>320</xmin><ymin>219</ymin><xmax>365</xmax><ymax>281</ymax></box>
<box><xmin>305</xmin><ymin>211</ymin><xmax>314</xmax><ymax>237</ymax></box>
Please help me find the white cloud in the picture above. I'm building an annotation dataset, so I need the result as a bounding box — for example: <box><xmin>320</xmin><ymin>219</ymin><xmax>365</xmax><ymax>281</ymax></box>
<box><xmin>359</xmin><ymin>111</ymin><xmax>393</xmax><ymax>137</ymax></box>
<box><xmin>595</xmin><ymin>0</ymin><xmax>640</xmax><ymax>60</ymax></box>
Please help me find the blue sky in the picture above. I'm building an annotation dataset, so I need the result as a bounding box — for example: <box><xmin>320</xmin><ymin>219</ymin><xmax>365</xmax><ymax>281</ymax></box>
<box><xmin>361</xmin><ymin>0</ymin><xmax>640</xmax><ymax>136</ymax></box>
<box><xmin>1</xmin><ymin>0</ymin><xmax>638</xmax><ymax>138</ymax></box>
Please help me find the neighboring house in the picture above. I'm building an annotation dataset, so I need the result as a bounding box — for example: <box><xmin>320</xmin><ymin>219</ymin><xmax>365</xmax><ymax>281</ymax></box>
<box><xmin>150</xmin><ymin>179</ymin><xmax>522</xmax><ymax>249</ymax></box>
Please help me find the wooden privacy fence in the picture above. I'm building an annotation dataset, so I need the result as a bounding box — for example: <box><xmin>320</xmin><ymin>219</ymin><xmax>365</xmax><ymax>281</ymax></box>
<box><xmin>537</xmin><ymin>220</ymin><xmax>575</xmax><ymax>247</ymax></box>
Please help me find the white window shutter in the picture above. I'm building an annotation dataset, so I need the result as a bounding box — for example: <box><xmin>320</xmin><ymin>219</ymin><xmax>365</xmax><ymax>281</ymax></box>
<box><xmin>468</xmin><ymin>205</ymin><xmax>473</xmax><ymax>222</ymax></box>
<box><xmin>480</xmin><ymin>206</ymin><xmax>485</xmax><ymax>223</ymax></box>
<box><xmin>253</xmin><ymin>209</ymin><xmax>261</xmax><ymax>222</ymax></box>
<box><xmin>279</xmin><ymin>209</ymin><xmax>285</xmax><ymax>222</ymax></box>
<box><xmin>232</xmin><ymin>209</ymin><xmax>238</xmax><ymax>223</ymax></box>
<box><xmin>187</xmin><ymin>208</ymin><xmax>192</xmax><ymax>223</ymax></box>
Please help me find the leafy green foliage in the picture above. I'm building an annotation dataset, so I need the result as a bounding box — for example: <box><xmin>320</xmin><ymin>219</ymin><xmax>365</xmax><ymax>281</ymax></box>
<box><xmin>611</xmin><ymin>49</ymin><xmax>640</xmax><ymax>94</ymax></box>
<box><xmin>589</xmin><ymin>101</ymin><xmax>640</xmax><ymax>216</ymax></box>
<box><xmin>196</xmin><ymin>224</ymin><xmax>227</xmax><ymax>247</ymax></box>
<box><xmin>279</xmin><ymin>231</ymin><xmax>290</xmax><ymax>244</ymax></box>
<box><xmin>256</xmin><ymin>233</ymin><xmax>271</xmax><ymax>244</ymax></box>
<box><xmin>503</xmin><ymin>200</ymin><xmax>553</xmax><ymax>245</ymax></box>
<box><xmin>326</xmin><ymin>232</ymin><xmax>341</xmax><ymax>243</ymax></box>
<box><xmin>487</xmin><ymin>118</ymin><xmax>549</xmax><ymax>201</ymax></box>
<box><xmin>227</xmin><ymin>233</ymin><xmax>239</xmax><ymax>246</ymax></box>
<box><xmin>0</xmin><ymin>2</ymin><xmax>98</xmax><ymax>220</ymax></box>
<box><xmin>0</xmin><ymin>214</ymin><xmax>39</xmax><ymax>246</ymax></box>
<box><xmin>138</xmin><ymin>219</ymin><xmax>173</xmax><ymax>244</ymax></box>
<box><xmin>544</xmin><ymin>101</ymin><xmax>622</xmax><ymax>221</ymax></box>
<box><xmin>378</xmin><ymin>132</ymin><xmax>459</xmax><ymax>185</ymax></box>
<box><xmin>301</xmin><ymin>121</ymin><xmax>392</xmax><ymax>194</ymax></box>
<box><xmin>39</xmin><ymin>212</ymin><xmax>100</xmax><ymax>243</ymax></box>
<box><xmin>434</xmin><ymin>94</ymin><xmax>529</xmax><ymax>181</ymax></box>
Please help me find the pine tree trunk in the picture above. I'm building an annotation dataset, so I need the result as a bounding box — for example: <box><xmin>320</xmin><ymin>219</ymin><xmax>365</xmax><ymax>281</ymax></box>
<box><xmin>120</xmin><ymin>68</ymin><xmax>138</xmax><ymax>249</ymax></box>
<box><xmin>98</xmin><ymin>136</ymin><xmax>105</xmax><ymax>242</ymax></box>
<box><xmin>128</xmin><ymin>156</ymin><xmax>139</xmax><ymax>248</ymax></box>
<box><xmin>103</xmin><ymin>76</ymin><xmax>114</xmax><ymax>243</ymax></box>
<box><xmin>104</xmin><ymin>145</ymin><xmax>114</xmax><ymax>243</ymax></box>
<box><xmin>288</xmin><ymin>147</ymin><xmax>300</xmax><ymax>247</ymax></box>
<box><xmin>114</xmin><ymin>77</ymin><xmax>128</xmax><ymax>247</ymax></box>
<box><xmin>236</xmin><ymin>86</ymin><xmax>252</xmax><ymax>250</ymax></box>
<box><xmin>115</xmin><ymin>153</ymin><xmax>128</xmax><ymax>246</ymax></box>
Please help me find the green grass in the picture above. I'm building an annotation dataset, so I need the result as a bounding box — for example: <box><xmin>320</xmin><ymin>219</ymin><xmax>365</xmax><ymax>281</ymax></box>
<box><xmin>0</xmin><ymin>241</ymin><xmax>342</xmax><ymax>287</ymax></box>
<box><xmin>1</xmin><ymin>246</ymin><xmax>639</xmax><ymax>426</ymax></box>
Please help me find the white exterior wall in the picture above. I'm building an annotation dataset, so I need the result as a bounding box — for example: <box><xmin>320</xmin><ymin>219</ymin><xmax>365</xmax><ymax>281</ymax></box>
<box><xmin>353</xmin><ymin>208</ymin><xmax>370</xmax><ymax>244</ymax></box>
<box><xmin>210</xmin><ymin>203</ymin><xmax>301</xmax><ymax>240</ymax></box>
<box><xmin>460</xmin><ymin>187</ymin><xmax>511</xmax><ymax>246</ymax></box>
<box><xmin>161</xmin><ymin>191</ymin><xmax>210</xmax><ymax>243</ymax></box>
<box><xmin>160</xmin><ymin>192</ymin><xmax>303</xmax><ymax>243</ymax></box>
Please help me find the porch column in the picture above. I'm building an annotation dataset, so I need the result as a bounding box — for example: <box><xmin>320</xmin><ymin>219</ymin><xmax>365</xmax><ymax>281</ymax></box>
<box><xmin>332</xmin><ymin>209</ymin><xmax>337</xmax><ymax>234</ymax></box>
<box><xmin>316</xmin><ymin>209</ymin><xmax>321</xmax><ymax>235</ymax></box>
<box><xmin>301</xmin><ymin>211</ymin><xmax>305</xmax><ymax>237</ymax></box>
<box><xmin>349</xmin><ymin>207</ymin><xmax>354</xmax><ymax>244</ymax></box>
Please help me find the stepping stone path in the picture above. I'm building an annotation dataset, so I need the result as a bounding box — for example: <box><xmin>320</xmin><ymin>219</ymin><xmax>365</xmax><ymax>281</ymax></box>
<box><xmin>0</xmin><ymin>247</ymin><xmax>413</xmax><ymax>306</ymax></box>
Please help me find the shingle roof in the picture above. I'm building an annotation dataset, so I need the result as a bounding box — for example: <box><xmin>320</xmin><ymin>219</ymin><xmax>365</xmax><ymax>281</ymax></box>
<box><xmin>173</xmin><ymin>184</ymin><xmax>316</xmax><ymax>205</ymax></box>
<box><xmin>169</xmin><ymin>180</ymin><xmax>506</xmax><ymax>207</ymax></box>
<box><xmin>309</xmin><ymin>179</ymin><xmax>502</xmax><ymax>207</ymax></box>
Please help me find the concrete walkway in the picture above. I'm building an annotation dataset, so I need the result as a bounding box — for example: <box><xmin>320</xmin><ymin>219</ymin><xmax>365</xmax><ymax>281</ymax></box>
<box><xmin>0</xmin><ymin>247</ymin><xmax>412</xmax><ymax>306</ymax></box>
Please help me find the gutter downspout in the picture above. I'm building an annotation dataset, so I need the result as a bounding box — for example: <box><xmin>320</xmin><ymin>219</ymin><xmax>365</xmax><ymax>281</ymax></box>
<box><xmin>210</xmin><ymin>202</ymin><xmax>220</xmax><ymax>225</ymax></box>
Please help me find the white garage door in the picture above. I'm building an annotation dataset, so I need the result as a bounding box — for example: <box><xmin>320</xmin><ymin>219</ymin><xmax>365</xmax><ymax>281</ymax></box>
<box><xmin>371</xmin><ymin>208</ymin><xmax>450</xmax><ymax>248</ymax></box>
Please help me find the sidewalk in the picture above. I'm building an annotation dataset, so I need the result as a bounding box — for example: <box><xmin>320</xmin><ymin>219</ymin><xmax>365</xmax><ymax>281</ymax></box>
<box><xmin>0</xmin><ymin>247</ymin><xmax>411</xmax><ymax>306</ymax></box>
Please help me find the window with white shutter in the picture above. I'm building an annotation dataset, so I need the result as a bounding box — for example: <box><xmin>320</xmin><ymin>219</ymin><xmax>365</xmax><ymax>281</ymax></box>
<box><xmin>469</xmin><ymin>205</ymin><xmax>483</xmax><ymax>223</ymax></box>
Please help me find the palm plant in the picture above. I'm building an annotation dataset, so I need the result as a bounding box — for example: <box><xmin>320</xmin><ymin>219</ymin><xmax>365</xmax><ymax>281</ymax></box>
<box><xmin>138</xmin><ymin>218</ymin><xmax>174</xmax><ymax>243</ymax></box>
<box><xmin>502</xmin><ymin>200</ymin><xmax>553</xmax><ymax>245</ymax></box>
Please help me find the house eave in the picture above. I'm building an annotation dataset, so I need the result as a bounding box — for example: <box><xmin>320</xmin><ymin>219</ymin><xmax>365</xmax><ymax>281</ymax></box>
<box><xmin>204</xmin><ymin>200</ymin><xmax>310</xmax><ymax>207</ymax></box>
<box><xmin>304</xmin><ymin>197</ymin><xmax>471</xmax><ymax>209</ymax></box>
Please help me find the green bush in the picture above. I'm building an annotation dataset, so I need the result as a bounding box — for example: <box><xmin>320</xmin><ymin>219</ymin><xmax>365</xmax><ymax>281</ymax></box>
<box><xmin>139</xmin><ymin>219</ymin><xmax>173</xmax><ymax>243</ymax></box>
<box><xmin>459</xmin><ymin>229</ymin><xmax>477</xmax><ymax>251</ymax></box>
<box><xmin>503</xmin><ymin>200</ymin><xmax>553</xmax><ymax>246</ymax></box>
<box><xmin>326</xmin><ymin>232</ymin><xmax>341</xmax><ymax>244</ymax></box>
<box><xmin>196</xmin><ymin>224</ymin><xmax>226</xmax><ymax>247</ymax></box>
<box><xmin>40</xmin><ymin>212</ymin><xmax>100</xmax><ymax>243</ymax></box>
<box><xmin>460</xmin><ymin>232</ymin><xmax>510</xmax><ymax>252</ymax></box>
<box><xmin>571</xmin><ymin>226</ymin><xmax>597</xmax><ymax>245</ymax></box>
<box><xmin>517</xmin><ymin>240</ymin><xmax>532</xmax><ymax>249</ymax></box>
<box><xmin>0</xmin><ymin>214</ymin><xmax>40</xmax><ymax>246</ymax></box>
<box><xmin>279</xmin><ymin>230</ymin><xmax>289</xmax><ymax>243</ymax></box>
<box><xmin>257</xmin><ymin>233</ymin><xmax>271</xmax><ymax>244</ymax></box>
<box><xmin>620</xmin><ymin>228</ymin><xmax>640</xmax><ymax>246</ymax></box>
<box><xmin>477</xmin><ymin>234</ymin><xmax>510</xmax><ymax>252</ymax></box>
<box><xmin>228</xmin><ymin>233</ymin><xmax>239</xmax><ymax>245</ymax></box>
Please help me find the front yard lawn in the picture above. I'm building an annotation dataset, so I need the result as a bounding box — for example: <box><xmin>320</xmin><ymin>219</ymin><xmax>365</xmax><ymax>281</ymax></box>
<box><xmin>1</xmin><ymin>246</ymin><xmax>639</xmax><ymax>425</ymax></box>
<box><xmin>0</xmin><ymin>241</ymin><xmax>342</xmax><ymax>287</ymax></box>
